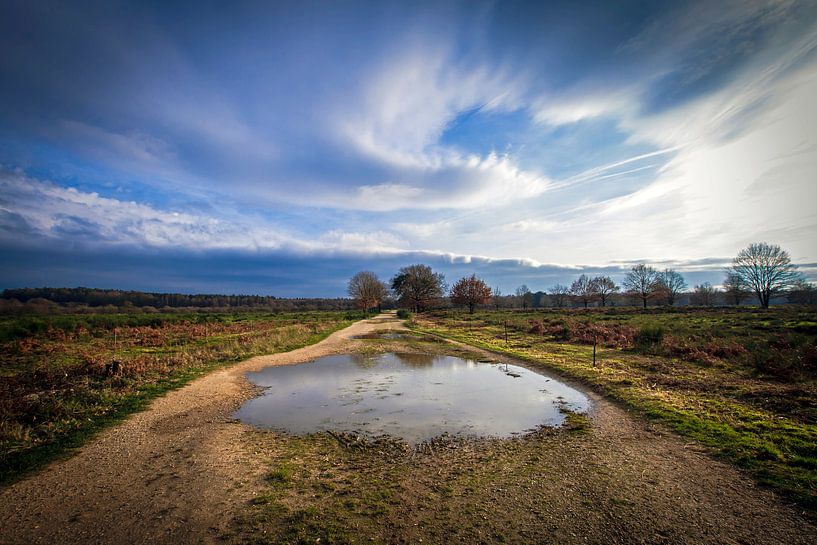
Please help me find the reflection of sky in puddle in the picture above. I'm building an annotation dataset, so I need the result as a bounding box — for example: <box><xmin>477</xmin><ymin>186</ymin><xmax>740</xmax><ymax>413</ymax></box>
<box><xmin>235</xmin><ymin>352</ymin><xmax>590</xmax><ymax>444</ymax></box>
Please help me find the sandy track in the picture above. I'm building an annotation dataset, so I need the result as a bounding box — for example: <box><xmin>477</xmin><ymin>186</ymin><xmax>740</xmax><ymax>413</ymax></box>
<box><xmin>0</xmin><ymin>315</ymin><xmax>397</xmax><ymax>545</ymax></box>
<box><xmin>1</xmin><ymin>313</ymin><xmax>814</xmax><ymax>544</ymax></box>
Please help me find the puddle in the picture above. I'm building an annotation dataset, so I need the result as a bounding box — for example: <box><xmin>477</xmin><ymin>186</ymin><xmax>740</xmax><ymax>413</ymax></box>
<box><xmin>235</xmin><ymin>352</ymin><xmax>590</xmax><ymax>444</ymax></box>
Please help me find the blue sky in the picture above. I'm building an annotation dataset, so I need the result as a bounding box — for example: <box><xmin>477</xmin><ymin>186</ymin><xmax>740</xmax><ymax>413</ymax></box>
<box><xmin>1</xmin><ymin>0</ymin><xmax>816</xmax><ymax>296</ymax></box>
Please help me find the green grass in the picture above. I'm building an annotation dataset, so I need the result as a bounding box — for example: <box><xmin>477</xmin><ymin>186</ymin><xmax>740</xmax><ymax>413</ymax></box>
<box><xmin>266</xmin><ymin>462</ymin><xmax>296</xmax><ymax>488</ymax></box>
<box><xmin>413</xmin><ymin>307</ymin><xmax>817</xmax><ymax>510</ymax></box>
<box><xmin>562</xmin><ymin>410</ymin><xmax>592</xmax><ymax>435</ymax></box>
<box><xmin>244</xmin><ymin>433</ymin><xmax>403</xmax><ymax>544</ymax></box>
<box><xmin>0</xmin><ymin>310</ymin><xmax>363</xmax><ymax>484</ymax></box>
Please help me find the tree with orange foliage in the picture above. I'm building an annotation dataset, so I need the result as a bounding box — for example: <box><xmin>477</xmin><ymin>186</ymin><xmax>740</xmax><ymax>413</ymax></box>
<box><xmin>450</xmin><ymin>274</ymin><xmax>492</xmax><ymax>314</ymax></box>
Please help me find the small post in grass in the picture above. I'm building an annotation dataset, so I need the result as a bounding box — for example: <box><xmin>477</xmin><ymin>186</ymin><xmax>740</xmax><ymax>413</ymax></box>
<box><xmin>106</xmin><ymin>327</ymin><xmax>121</xmax><ymax>376</ymax></box>
<box><xmin>592</xmin><ymin>336</ymin><xmax>597</xmax><ymax>367</ymax></box>
<box><xmin>503</xmin><ymin>320</ymin><xmax>508</xmax><ymax>346</ymax></box>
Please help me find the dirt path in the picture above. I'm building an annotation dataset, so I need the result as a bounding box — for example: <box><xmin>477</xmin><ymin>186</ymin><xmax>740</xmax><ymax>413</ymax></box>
<box><xmin>1</xmin><ymin>313</ymin><xmax>815</xmax><ymax>544</ymax></box>
<box><xmin>0</xmin><ymin>314</ymin><xmax>399</xmax><ymax>545</ymax></box>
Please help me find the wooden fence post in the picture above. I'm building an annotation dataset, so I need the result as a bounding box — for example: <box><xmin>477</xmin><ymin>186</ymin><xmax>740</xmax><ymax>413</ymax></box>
<box><xmin>593</xmin><ymin>337</ymin><xmax>597</xmax><ymax>367</ymax></box>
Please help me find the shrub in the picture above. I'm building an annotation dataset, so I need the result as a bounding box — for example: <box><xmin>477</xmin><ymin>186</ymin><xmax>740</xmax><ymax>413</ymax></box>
<box><xmin>528</xmin><ymin>320</ymin><xmax>545</xmax><ymax>334</ymax></box>
<box><xmin>635</xmin><ymin>325</ymin><xmax>665</xmax><ymax>351</ymax></box>
<box><xmin>750</xmin><ymin>343</ymin><xmax>793</xmax><ymax>378</ymax></box>
<box><xmin>661</xmin><ymin>336</ymin><xmax>716</xmax><ymax>364</ymax></box>
<box><xmin>548</xmin><ymin>322</ymin><xmax>572</xmax><ymax>341</ymax></box>
<box><xmin>750</xmin><ymin>336</ymin><xmax>817</xmax><ymax>379</ymax></box>
<box><xmin>396</xmin><ymin>309</ymin><xmax>412</xmax><ymax>320</ymax></box>
<box><xmin>571</xmin><ymin>321</ymin><xmax>637</xmax><ymax>348</ymax></box>
<box><xmin>705</xmin><ymin>341</ymin><xmax>747</xmax><ymax>359</ymax></box>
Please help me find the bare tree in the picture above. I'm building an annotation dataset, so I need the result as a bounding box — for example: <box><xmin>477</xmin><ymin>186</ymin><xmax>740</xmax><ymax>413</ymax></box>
<box><xmin>391</xmin><ymin>264</ymin><xmax>446</xmax><ymax>312</ymax></box>
<box><xmin>569</xmin><ymin>274</ymin><xmax>595</xmax><ymax>308</ymax></box>
<box><xmin>515</xmin><ymin>284</ymin><xmax>532</xmax><ymax>309</ymax></box>
<box><xmin>656</xmin><ymin>269</ymin><xmax>687</xmax><ymax>306</ymax></box>
<box><xmin>549</xmin><ymin>284</ymin><xmax>570</xmax><ymax>308</ymax></box>
<box><xmin>450</xmin><ymin>274</ymin><xmax>493</xmax><ymax>314</ymax></box>
<box><xmin>623</xmin><ymin>264</ymin><xmax>659</xmax><ymax>309</ymax></box>
<box><xmin>590</xmin><ymin>276</ymin><xmax>619</xmax><ymax>307</ymax></box>
<box><xmin>493</xmin><ymin>286</ymin><xmax>503</xmax><ymax>309</ymax></box>
<box><xmin>729</xmin><ymin>242</ymin><xmax>801</xmax><ymax>308</ymax></box>
<box><xmin>722</xmin><ymin>272</ymin><xmax>750</xmax><ymax>306</ymax></box>
<box><xmin>347</xmin><ymin>271</ymin><xmax>388</xmax><ymax>313</ymax></box>
<box><xmin>690</xmin><ymin>282</ymin><xmax>718</xmax><ymax>307</ymax></box>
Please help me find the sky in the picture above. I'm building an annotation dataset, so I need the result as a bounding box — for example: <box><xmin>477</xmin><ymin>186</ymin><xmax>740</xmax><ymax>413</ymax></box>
<box><xmin>1</xmin><ymin>0</ymin><xmax>816</xmax><ymax>297</ymax></box>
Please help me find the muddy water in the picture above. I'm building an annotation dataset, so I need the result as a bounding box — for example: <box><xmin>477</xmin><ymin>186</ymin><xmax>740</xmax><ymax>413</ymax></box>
<box><xmin>235</xmin><ymin>353</ymin><xmax>589</xmax><ymax>444</ymax></box>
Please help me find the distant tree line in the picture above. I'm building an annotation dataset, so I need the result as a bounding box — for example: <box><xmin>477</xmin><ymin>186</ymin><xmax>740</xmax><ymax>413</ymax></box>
<box><xmin>345</xmin><ymin>242</ymin><xmax>815</xmax><ymax>313</ymax></box>
<box><xmin>0</xmin><ymin>287</ymin><xmax>357</xmax><ymax>313</ymax></box>
<box><xmin>542</xmin><ymin>243</ymin><xmax>811</xmax><ymax>309</ymax></box>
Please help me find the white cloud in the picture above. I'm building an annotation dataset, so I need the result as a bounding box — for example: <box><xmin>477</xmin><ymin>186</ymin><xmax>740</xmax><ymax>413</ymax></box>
<box><xmin>0</xmin><ymin>170</ymin><xmax>298</xmax><ymax>251</ymax></box>
<box><xmin>352</xmin><ymin>183</ymin><xmax>425</xmax><ymax>209</ymax></box>
<box><xmin>0</xmin><ymin>170</ymin><xmax>419</xmax><ymax>255</ymax></box>
<box><xmin>377</xmin><ymin>51</ymin><xmax>817</xmax><ymax>265</ymax></box>
<box><xmin>583</xmin><ymin>33</ymin><xmax>817</xmax><ymax>259</ymax></box>
<box><xmin>500</xmin><ymin>219</ymin><xmax>560</xmax><ymax>234</ymax></box>
<box><xmin>392</xmin><ymin>220</ymin><xmax>454</xmax><ymax>239</ymax></box>
<box><xmin>60</xmin><ymin>121</ymin><xmax>178</xmax><ymax>168</ymax></box>
<box><xmin>312</xmin><ymin>151</ymin><xmax>551</xmax><ymax>211</ymax></box>
<box><xmin>318</xmin><ymin>229</ymin><xmax>407</xmax><ymax>253</ymax></box>
<box><xmin>439</xmin><ymin>3</ymin><xmax>816</xmax><ymax>265</ymax></box>
<box><xmin>316</xmin><ymin>40</ymin><xmax>553</xmax><ymax>211</ymax></box>
<box><xmin>339</xmin><ymin>39</ymin><xmax>524</xmax><ymax>160</ymax></box>
<box><xmin>532</xmin><ymin>91</ymin><xmax>635</xmax><ymax>126</ymax></box>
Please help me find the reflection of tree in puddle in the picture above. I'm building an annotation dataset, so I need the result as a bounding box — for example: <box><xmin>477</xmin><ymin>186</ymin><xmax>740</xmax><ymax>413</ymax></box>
<box><xmin>349</xmin><ymin>352</ymin><xmax>439</xmax><ymax>368</ymax></box>
<box><xmin>353</xmin><ymin>331</ymin><xmax>407</xmax><ymax>340</ymax></box>
<box><xmin>393</xmin><ymin>352</ymin><xmax>438</xmax><ymax>368</ymax></box>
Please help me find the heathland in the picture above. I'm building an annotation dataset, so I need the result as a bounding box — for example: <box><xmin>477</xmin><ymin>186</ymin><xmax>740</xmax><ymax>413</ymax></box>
<box><xmin>1</xmin><ymin>307</ymin><xmax>815</xmax><ymax>544</ymax></box>
<box><xmin>0</xmin><ymin>310</ymin><xmax>362</xmax><ymax>482</ymax></box>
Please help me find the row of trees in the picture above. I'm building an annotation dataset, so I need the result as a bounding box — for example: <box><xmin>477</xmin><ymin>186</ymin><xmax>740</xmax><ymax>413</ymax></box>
<box><xmin>0</xmin><ymin>287</ymin><xmax>357</xmax><ymax>311</ymax></box>
<box><xmin>348</xmin><ymin>243</ymin><xmax>813</xmax><ymax>312</ymax></box>
<box><xmin>556</xmin><ymin>266</ymin><xmax>732</xmax><ymax>309</ymax></box>
<box><xmin>609</xmin><ymin>243</ymin><xmax>804</xmax><ymax>309</ymax></box>
<box><xmin>556</xmin><ymin>244</ymin><xmax>810</xmax><ymax>309</ymax></box>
